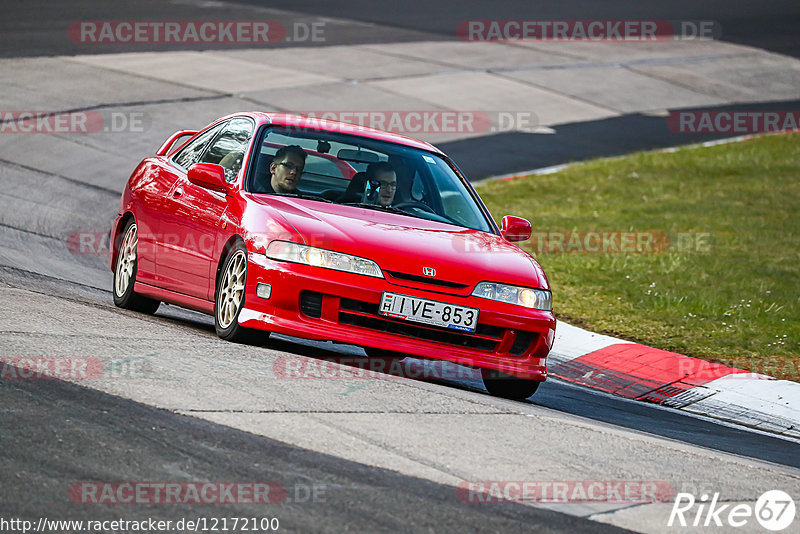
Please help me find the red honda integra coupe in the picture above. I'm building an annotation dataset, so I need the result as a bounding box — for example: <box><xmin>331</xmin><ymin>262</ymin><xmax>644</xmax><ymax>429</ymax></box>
<box><xmin>110</xmin><ymin>112</ymin><xmax>554</xmax><ymax>399</ymax></box>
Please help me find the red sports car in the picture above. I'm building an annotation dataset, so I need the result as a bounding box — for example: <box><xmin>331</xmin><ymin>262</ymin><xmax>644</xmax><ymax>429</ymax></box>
<box><xmin>110</xmin><ymin>112</ymin><xmax>554</xmax><ymax>399</ymax></box>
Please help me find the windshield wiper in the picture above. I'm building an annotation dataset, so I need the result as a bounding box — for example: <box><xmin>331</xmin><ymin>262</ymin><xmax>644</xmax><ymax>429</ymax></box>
<box><xmin>271</xmin><ymin>192</ymin><xmax>333</xmax><ymax>203</ymax></box>
<box><xmin>343</xmin><ymin>203</ymin><xmax>417</xmax><ymax>217</ymax></box>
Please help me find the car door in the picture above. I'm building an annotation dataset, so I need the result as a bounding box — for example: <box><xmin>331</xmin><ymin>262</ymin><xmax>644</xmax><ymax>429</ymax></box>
<box><xmin>158</xmin><ymin>118</ymin><xmax>254</xmax><ymax>300</ymax></box>
<box><xmin>154</xmin><ymin>121</ymin><xmax>226</xmax><ymax>296</ymax></box>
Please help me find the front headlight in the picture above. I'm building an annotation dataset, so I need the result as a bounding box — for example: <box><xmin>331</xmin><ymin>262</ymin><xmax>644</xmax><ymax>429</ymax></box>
<box><xmin>266</xmin><ymin>241</ymin><xmax>383</xmax><ymax>278</ymax></box>
<box><xmin>472</xmin><ymin>282</ymin><xmax>552</xmax><ymax>311</ymax></box>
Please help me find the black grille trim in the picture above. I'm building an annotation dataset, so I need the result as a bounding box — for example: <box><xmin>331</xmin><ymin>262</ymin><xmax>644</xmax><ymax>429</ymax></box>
<box><xmin>385</xmin><ymin>270</ymin><xmax>469</xmax><ymax>289</ymax></box>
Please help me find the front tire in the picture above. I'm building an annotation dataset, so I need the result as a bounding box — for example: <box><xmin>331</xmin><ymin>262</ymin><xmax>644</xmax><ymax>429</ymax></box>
<box><xmin>482</xmin><ymin>368</ymin><xmax>541</xmax><ymax>400</ymax></box>
<box><xmin>364</xmin><ymin>347</ymin><xmax>406</xmax><ymax>375</ymax></box>
<box><xmin>214</xmin><ymin>243</ymin><xmax>263</xmax><ymax>344</ymax></box>
<box><xmin>364</xmin><ymin>347</ymin><xmax>406</xmax><ymax>361</ymax></box>
<box><xmin>112</xmin><ymin>218</ymin><xmax>160</xmax><ymax>314</ymax></box>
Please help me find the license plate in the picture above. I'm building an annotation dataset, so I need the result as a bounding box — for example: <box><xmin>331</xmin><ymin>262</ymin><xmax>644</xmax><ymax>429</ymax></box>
<box><xmin>379</xmin><ymin>292</ymin><xmax>479</xmax><ymax>333</ymax></box>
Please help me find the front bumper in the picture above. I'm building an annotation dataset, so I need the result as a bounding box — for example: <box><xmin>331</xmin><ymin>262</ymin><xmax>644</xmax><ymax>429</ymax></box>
<box><xmin>239</xmin><ymin>252</ymin><xmax>555</xmax><ymax>381</ymax></box>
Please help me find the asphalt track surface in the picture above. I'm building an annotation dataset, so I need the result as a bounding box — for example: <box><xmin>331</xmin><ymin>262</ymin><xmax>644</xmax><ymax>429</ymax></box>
<box><xmin>0</xmin><ymin>367</ymin><xmax>628</xmax><ymax>533</ymax></box>
<box><xmin>254</xmin><ymin>0</ymin><xmax>800</xmax><ymax>59</ymax></box>
<box><xmin>2</xmin><ymin>0</ymin><xmax>799</xmax><ymax>58</ymax></box>
<box><xmin>2</xmin><ymin>1</ymin><xmax>799</xmax><ymax>178</ymax></box>
<box><xmin>1</xmin><ymin>267</ymin><xmax>798</xmax><ymax>533</ymax></box>
<box><xmin>1</xmin><ymin>1</ymin><xmax>799</xmax><ymax>533</ymax></box>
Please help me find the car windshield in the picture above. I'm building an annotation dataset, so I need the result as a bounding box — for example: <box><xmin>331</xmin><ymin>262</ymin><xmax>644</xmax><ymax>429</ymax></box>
<box><xmin>246</xmin><ymin>125</ymin><xmax>493</xmax><ymax>232</ymax></box>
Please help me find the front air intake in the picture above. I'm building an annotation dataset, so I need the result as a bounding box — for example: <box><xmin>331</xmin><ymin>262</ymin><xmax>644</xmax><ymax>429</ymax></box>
<box><xmin>299</xmin><ymin>291</ymin><xmax>323</xmax><ymax>318</ymax></box>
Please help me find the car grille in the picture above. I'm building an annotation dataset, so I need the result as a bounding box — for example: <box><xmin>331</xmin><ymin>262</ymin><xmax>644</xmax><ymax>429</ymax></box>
<box><xmin>338</xmin><ymin>298</ymin><xmax>503</xmax><ymax>352</ymax></box>
<box><xmin>384</xmin><ymin>270</ymin><xmax>469</xmax><ymax>290</ymax></box>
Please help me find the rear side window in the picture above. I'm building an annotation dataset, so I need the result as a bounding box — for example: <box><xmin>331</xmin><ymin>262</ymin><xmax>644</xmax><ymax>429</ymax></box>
<box><xmin>201</xmin><ymin>118</ymin><xmax>255</xmax><ymax>182</ymax></box>
<box><xmin>172</xmin><ymin>122</ymin><xmax>226</xmax><ymax>170</ymax></box>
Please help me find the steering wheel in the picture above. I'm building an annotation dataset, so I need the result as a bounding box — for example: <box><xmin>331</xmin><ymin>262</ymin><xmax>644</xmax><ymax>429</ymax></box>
<box><xmin>393</xmin><ymin>201</ymin><xmax>436</xmax><ymax>214</ymax></box>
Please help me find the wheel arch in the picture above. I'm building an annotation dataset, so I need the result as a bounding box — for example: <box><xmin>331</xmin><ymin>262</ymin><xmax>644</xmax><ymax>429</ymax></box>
<box><xmin>111</xmin><ymin>211</ymin><xmax>136</xmax><ymax>271</ymax></box>
<box><xmin>214</xmin><ymin>234</ymin><xmax>247</xmax><ymax>300</ymax></box>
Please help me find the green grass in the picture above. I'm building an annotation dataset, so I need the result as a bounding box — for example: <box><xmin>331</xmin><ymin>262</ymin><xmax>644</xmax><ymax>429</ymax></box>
<box><xmin>476</xmin><ymin>133</ymin><xmax>800</xmax><ymax>380</ymax></box>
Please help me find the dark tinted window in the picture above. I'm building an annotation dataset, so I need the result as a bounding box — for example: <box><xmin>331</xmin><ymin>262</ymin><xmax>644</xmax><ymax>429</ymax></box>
<box><xmin>172</xmin><ymin>122</ymin><xmax>226</xmax><ymax>169</ymax></box>
<box><xmin>246</xmin><ymin>126</ymin><xmax>492</xmax><ymax>232</ymax></box>
<box><xmin>201</xmin><ymin>118</ymin><xmax>254</xmax><ymax>182</ymax></box>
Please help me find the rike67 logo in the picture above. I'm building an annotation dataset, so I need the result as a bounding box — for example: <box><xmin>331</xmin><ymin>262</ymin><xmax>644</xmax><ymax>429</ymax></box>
<box><xmin>669</xmin><ymin>490</ymin><xmax>796</xmax><ymax>531</ymax></box>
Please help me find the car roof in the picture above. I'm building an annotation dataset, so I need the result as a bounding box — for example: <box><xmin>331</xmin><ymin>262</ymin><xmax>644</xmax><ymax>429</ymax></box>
<box><xmin>220</xmin><ymin>111</ymin><xmax>443</xmax><ymax>155</ymax></box>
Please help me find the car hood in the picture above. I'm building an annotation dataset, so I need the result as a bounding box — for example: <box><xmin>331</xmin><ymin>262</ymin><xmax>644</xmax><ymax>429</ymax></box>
<box><xmin>252</xmin><ymin>197</ymin><xmax>548</xmax><ymax>290</ymax></box>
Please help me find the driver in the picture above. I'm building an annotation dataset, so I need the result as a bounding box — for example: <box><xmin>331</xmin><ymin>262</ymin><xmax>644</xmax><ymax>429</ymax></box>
<box><xmin>363</xmin><ymin>161</ymin><xmax>397</xmax><ymax>206</ymax></box>
<box><xmin>268</xmin><ymin>145</ymin><xmax>306</xmax><ymax>194</ymax></box>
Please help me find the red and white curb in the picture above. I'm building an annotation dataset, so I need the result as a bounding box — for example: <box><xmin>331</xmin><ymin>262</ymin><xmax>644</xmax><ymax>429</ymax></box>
<box><xmin>549</xmin><ymin>321</ymin><xmax>800</xmax><ymax>439</ymax></box>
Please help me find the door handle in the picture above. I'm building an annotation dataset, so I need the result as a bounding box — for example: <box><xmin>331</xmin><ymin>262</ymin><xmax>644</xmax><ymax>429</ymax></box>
<box><xmin>173</xmin><ymin>186</ymin><xmax>184</xmax><ymax>197</ymax></box>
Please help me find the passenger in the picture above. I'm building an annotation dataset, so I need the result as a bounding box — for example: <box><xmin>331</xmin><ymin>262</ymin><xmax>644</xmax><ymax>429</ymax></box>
<box><xmin>268</xmin><ymin>145</ymin><xmax>306</xmax><ymax>194</ymax></box>
<box><xmin>363</xmin><ymin>161</ymin><xmax>397</xmax><ymax>206</ymax></box>
<box><xmin>218</xmin><ymin>149</ymin><xmax>244</xmax><ymax>182</ymax></box>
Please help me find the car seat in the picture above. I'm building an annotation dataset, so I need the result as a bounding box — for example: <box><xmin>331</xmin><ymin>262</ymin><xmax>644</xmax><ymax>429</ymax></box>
<box><xmin>250</xmin><ymin>154</ymin><xmax>273</xmax><ymax>193</ymax></box>
<box><xmin>335</xmin><ymin>172</ymin><xmax>368</xmax><ymax>203</ymax></box>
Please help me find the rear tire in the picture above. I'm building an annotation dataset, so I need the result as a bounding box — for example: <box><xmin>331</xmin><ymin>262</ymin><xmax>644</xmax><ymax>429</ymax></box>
<box><xmin>214</xmin><ymin>243</ymin><xmax>264</xmax><ymax>344</ymax></box>
<box><xmin>482</xmin><ymin>368</ymin><xmax>541</xmax><ymax>400</ymax></box>
<box><xmin>112</xmin><ymin>218</ymin><xmax>160</xmax><ymax>314</ymax></box>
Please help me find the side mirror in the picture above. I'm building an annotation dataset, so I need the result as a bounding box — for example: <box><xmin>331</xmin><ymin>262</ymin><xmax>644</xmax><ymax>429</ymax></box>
<box><xmin>500</xmin><ymin>215</ymin><xmax>532</xmax><ymax>242</ymax></box>
<box><xmin>156</xmin><ymin>130</ymin><xmax>198</xmax><ymax>156</ymax></box>
<box><xmin>188</xmin><ymin>163</ymin><xmax>228</xmax><ymax>193</ymax></box>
